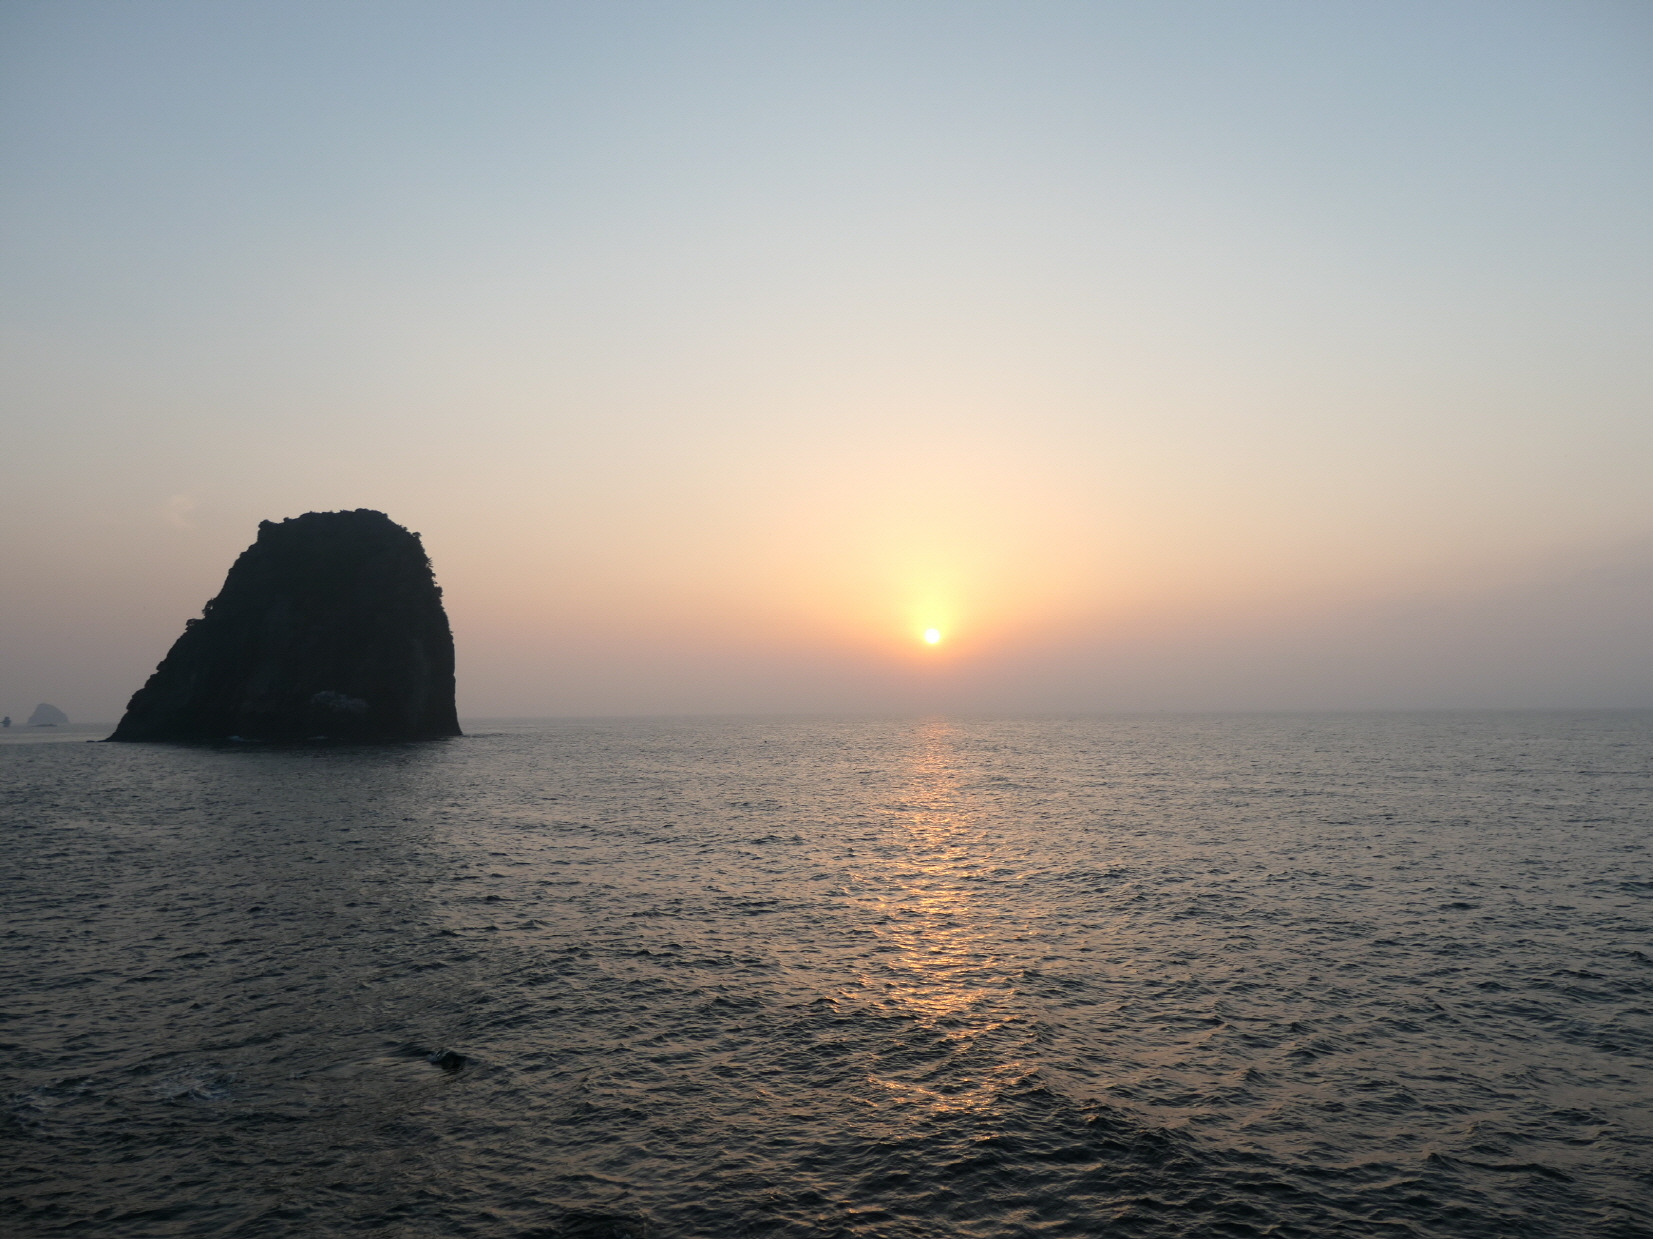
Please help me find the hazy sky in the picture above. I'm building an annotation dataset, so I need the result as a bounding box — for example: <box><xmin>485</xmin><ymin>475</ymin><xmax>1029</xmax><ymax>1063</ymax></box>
<box><xmin>3</xmin><ymin>0</ymin><xmax>1650</xmax><ymax>720</ymax></box>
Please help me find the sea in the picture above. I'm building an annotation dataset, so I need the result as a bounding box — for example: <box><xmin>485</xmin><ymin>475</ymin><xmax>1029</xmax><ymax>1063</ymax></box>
<box><xmin>3</xmin><ymin>712</ymin><xmax>1651</xmax><ymax>1238</ymax></box>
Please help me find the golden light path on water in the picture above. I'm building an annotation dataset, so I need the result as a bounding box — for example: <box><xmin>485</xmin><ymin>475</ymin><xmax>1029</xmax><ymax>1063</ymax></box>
<box><xmin>842</xmin><ymin>719</ymin><xmax>1037</xmax><ymax>1124</ymax></box>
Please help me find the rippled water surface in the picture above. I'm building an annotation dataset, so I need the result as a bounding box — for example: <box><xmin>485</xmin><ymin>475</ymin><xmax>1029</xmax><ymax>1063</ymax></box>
<box><xmin>4</xmin><ymin>713</ymin><xmax>1652</xmax><ymax>1237</ymax></box>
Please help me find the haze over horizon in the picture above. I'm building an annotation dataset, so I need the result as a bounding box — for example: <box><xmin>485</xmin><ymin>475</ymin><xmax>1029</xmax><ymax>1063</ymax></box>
<box><xmin>3</xmin><ymin>1</ymin><xmax>1650</xmax><ymax>721</ymax></box>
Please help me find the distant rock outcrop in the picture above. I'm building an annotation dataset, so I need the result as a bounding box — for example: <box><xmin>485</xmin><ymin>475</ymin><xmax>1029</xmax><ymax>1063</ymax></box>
<box><xmin>110</xmin><ymin>509</ymin><xmax>460</xmax><ymax>743</ymax></box>
<box><xmin>27</xmin><ymin>703</ymin><xmax>69</xmax><ymax>726</ymax></box>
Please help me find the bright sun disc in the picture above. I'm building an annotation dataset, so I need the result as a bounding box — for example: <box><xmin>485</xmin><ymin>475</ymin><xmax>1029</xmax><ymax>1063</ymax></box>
<box><xmin>923</xmin><ymin>628</ymin><xmax>942</xmax><ymax>645</ymax></box>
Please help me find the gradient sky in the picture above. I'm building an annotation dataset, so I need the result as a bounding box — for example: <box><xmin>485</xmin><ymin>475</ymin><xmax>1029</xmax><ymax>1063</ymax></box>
<box><xmin>3</xmin><ymin>0</ymin><xmax>1650</xmax><ymax>720</ymax></box>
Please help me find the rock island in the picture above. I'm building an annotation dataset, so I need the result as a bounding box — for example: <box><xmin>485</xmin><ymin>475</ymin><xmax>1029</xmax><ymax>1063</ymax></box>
<box><xmin>110</xmin><ymin>509</ymin><xmax>460</xmax><ymax>742</ymax></box>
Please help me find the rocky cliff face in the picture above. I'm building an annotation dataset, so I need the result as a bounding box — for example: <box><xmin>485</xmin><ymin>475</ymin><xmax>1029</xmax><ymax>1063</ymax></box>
<box><xmin>110</xmin><ymin>510</ymin><xmax>460</xmax><ymax>742</ymax></box>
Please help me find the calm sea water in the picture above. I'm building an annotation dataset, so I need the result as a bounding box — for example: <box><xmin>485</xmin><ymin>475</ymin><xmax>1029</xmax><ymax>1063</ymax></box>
<box><xmin>4</xmin><ymin>713</ymin><xmax>1651</xmax><ymax>1238</ymax></box>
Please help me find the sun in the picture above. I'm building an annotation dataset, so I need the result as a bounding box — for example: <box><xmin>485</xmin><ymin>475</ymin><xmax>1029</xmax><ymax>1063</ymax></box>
<box><xmin>923</xmin><ymin>628</ymin><xmax>942</xmax><ymax>645</ymax></box>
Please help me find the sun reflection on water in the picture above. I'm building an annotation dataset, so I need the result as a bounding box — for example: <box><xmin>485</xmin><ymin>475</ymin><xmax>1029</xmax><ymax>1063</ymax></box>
<box><xmin>842</xmin><ymin>718</ymin><xmax>1035</xmax><ymax>1119</ymax></box>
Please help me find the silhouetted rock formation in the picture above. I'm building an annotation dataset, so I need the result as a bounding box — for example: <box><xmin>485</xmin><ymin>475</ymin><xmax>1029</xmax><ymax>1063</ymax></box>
<box><xmin>110</xmin><ymin>510</ymin><xmax>460</xmax><ymax>743</ymax></box>
<box><xmin>28</xmin><ymin>703</ymin><xmax>68</xmax><ymax>726</ymax></box>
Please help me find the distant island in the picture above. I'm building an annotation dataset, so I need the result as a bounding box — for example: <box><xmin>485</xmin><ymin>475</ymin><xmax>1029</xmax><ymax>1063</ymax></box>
<box><xmin>27</xmin><ymin>703</ymin><xmax>68</xmax><ymax>727</ymax></box>
<box><xmin>109</xmin><ymin>509</ymin><xmax>461</xmax><ymax>743</ymax></box>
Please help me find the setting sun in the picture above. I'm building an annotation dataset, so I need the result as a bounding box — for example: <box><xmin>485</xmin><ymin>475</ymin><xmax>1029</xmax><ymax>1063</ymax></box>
<box><xmin>923</xmin><ymin>628</ymin><xmax>942</xmax><ymax>645</ymax></box>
